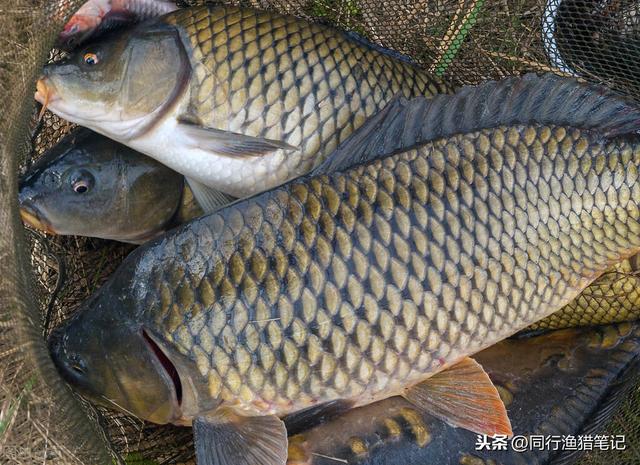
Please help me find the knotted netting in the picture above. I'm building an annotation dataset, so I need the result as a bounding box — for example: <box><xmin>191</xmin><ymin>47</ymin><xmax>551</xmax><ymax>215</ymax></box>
<box><xmin>2</xmin><ymin>0</ymin><xmax>640</xmax><ymax>464</ymax></box>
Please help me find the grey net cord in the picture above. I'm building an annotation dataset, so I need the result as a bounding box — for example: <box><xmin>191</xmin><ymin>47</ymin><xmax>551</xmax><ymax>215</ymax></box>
<box><xmin>2</xmin><ymin>0</ymin><xmax>640</xmax><ymax>464</ymax></box>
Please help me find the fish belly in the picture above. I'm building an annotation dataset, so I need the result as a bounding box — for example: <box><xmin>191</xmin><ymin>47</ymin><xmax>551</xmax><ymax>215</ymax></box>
<box><xmin>132</xmin><ymin>117</ymin><xmax>295</xmax><ymax>197</ymax></box>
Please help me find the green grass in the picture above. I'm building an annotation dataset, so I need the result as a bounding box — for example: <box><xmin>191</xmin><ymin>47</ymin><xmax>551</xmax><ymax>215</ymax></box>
<box><xmin>433</xmin><ymin>0</ymin><xmax>487</xmax><ymax>76</ymax></box>
<box><xmin>122</xmin><ymin>452</ymin><xmax>160</xmax><ymax>465</ymax></box>
<box><xmin>0</xmin><ymin>376</ymin><xmax>36</xmax><ymax>439</ymax></box>
<box><xmin>305</xmin><ymin>0</ymin><xmax>366</xmax><ymax>35</ymax></box>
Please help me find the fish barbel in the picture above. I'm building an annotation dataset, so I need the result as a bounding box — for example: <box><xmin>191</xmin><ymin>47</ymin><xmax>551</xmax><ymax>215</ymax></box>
<box><xmin>36</xmin><ymin>5</ymin><xmax>451</xmax><ymax>209</ymax></box>
<box><xmin>49</xmin><ymin>74</ymin><xmax>640</xmax><ymax>465</ymax></box>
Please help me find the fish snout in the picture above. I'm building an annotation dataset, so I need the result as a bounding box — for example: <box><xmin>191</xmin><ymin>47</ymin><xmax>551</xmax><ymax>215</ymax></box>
<box><xmin>48</xmin><ymin>328</ymin><xmax>89</xmax><ymax>387</ymax></box>
<box><xmin>18</xmin><ymin>196</ymin><xmax>56</xmax><ymax>235</ymax></box>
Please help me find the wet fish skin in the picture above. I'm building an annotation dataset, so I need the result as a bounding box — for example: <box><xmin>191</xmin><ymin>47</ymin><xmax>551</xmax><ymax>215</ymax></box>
<box><xmin>38</xmin><ymin>5</ymin><xmax>452</xmax><ymax>200</ymax></box>
<box><xmin>49</xmin><ymin>75</ymin><xmax>640</xmax><ymax>465</ymax></box>
<box><xmin>528</xmin><ymin>257</ymin><xmax>640</xmax><ymax>331</ymax></box>
<box><xmin>136</xmin><ymin>124</ymin><xmax>640</xmax><ymax>417</ymax></box>
<box><xmin>26</xmin><ymin>132</ymin><xmax>640</xmax><ymax>325</ymax></box>
<box><xmin>19</xmin><ymin>128</ymin><xmax>185</xmax><ymax>243</ymax></box>
<box><xmin>58</xmin><ymin>0</ymin><xmax>178</xmax><ymax>49</ymax></box>
<box><xmin>53</xmin><ymin>125</ymin><xmax>640</xmax><ymax>416</ymax></box>
<box><xmin>288</xmin><ymin>322</ymin><xmax>640</xmax><ymax>465</ymax></box>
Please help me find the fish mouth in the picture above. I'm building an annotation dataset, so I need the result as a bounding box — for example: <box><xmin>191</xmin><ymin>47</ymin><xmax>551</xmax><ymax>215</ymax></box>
<box><xmin>35</xmin><ymin>78</ymin><xmax>60</xmax><ymax>120</ymax></box>
<box><xmin>19</xmin><ymin>203</ymin><xmax>57</xmax><ymax>235</ymax></box>
<box><xmin>142</xmin><ymin>329</ymin><xmax>183</xmax><ymax>412</ymax></box>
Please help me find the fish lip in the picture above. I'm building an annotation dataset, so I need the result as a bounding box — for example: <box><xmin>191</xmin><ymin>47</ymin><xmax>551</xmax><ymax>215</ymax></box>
<box><xmin>19</xmin><ymin>203</ymin><xmax>57</xmax><ymax>235</ymax></box>
<box><xmin>141</xmin><ymin>328</ymin><xmax>183</xmax><ymax>422</ymax></box>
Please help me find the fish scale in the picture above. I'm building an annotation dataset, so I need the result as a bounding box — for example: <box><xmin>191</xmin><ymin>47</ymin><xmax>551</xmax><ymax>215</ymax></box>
<box><xmin>135</xmin><ymin>123</ymin><xmax>640</xmax><ymax>418</ymax></box>
<box><xmin>165</xmin><ymin>5</ymin><xmax>447</xmax><ymax>177</ymax></box>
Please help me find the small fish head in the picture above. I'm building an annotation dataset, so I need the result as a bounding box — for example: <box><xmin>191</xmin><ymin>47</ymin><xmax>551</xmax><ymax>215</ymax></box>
<box><xmin>48</xmin><ymin>274</ymin><xmax>183</xmax><ymax>425</ymax></box>
<box><xmin>19</xmin><ymin>130</ymin><xmax>184</xmax><ymax>242</ymax></box>
<box><xmin>38</xmin><ymin>24</ymin><xmax>191</xmax><ymax>141</ymax></box>
<box><xmin>58</xmin><ymin>15</ymin><xmax>101</xmax><ymax>50</ymax></box>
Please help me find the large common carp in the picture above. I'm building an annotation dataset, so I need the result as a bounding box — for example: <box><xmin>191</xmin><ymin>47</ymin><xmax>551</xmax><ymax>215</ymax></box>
<box><xmin>48</xmin><ymin>74</ymin><xmax>640</xmax><ymax>465</ymax></box>
<box><xmin>36</xmin><ymin>4</ymin><xmax>451</xmax><ymax>210</ymax></box>
<box><xmin>21</xmin><ymin>131</ymin><xmax>640</xmax><ymax>331</ymax></box>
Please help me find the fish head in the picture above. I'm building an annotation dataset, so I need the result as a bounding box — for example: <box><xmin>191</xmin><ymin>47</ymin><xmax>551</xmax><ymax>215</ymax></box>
<box><xmin>57</xmin><ymin>0</ymin><xmax>108</xmax><ymax>49</ymax></box>
<box><xmin>48</xmin><ymin>271</ymin><xmax>183</xmax><ymax>424</ymax></box>
<box><xmin>58</xmin><ymin>15</ymin><xmax>102</xmax><ymax>49</ymax></box>
<box><xmin>19</xmin><ymin>129</ymin><xmax>184</xmax><ymax>242</ymax></box>
<box><xmin>37</xmin><ymin>23</ymin><xmax>190</xmax><ymax>140</ymax></box>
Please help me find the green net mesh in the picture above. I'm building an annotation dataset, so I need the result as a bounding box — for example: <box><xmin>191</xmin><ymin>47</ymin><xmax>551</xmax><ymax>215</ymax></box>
<box><xmin>2</xmin><ymin>0</ymin><xmax>640</xmax><ymax>464</ymax></box>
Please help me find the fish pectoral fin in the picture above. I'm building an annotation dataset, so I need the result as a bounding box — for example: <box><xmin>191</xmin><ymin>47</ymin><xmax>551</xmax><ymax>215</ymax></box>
<box><xmin>401</xmin><ymin>356</ymin><xmax>513</xmax><ymax>437</ymax></box>
<box><xmin>186</xmin><ymin>177</ymin><xmax>236</xmax><ymax>214</ymax></box>
<box><xmin>194</xmin><ymin>409</ymin><xmax>288</xmax><ymax>465</ymax></box>
<box><xmin>177</xmin><ymin>119</ymin><xmax>296</xmax><ymax>158</ymax></box>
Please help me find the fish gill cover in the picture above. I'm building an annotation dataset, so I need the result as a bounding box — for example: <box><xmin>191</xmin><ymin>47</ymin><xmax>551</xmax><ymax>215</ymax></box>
<box><xmin>2</xmin><ymin>1</ymin><xmax>640</xmax><ymax>465</ymax></box>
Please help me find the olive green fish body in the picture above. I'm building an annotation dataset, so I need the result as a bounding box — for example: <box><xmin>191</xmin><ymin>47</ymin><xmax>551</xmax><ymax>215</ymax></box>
<box><xmin>138</xmin><ymin>122</ymin><xmax>640</xmax><ymax>420</ymax></box>
<box><xmin>19</xmin><ymin>128</ymin><xmax>185</xmax><ymax>243</ymax></box>
<box><xmin>530</xmin><ymin>256</ymin><xmax>640</xmax><ymax>331</ymax></box>
<box><xmin>164</xmin><ymin>5</ymin><xmax>448</xmax><ymax>186</ymax></box>
<box><xmin>38</xmin><ymin>5</ymin><xmax>451</xmax><ymax>203</ymax></box>
<box><xmin>49</xmin><ymin>76</ymin><xmax>640</xmax><ymax>464</ymax></box>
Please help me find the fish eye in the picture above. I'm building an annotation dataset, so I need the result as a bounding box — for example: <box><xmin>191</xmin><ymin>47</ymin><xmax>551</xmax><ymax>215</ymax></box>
<box><xmin>73</xmin><ymin>181</ymin><xmax>89</xmax><ymax>194</ymax></box>
<box><xmin>69</xmin><ymin>169</ymin><xmax>95</xmax><ymax>194</ymax></box>
<box><xmin>83</xmin><ymin>52</ymin><xmax>99</xmax><ymax>66</ymax></box>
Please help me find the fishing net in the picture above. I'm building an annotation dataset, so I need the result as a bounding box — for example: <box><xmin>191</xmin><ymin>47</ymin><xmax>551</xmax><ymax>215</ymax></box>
<box><xmin>2</xmin><ymin>0</ymin><xmax>640</xmax><ymax>464</ymax></box>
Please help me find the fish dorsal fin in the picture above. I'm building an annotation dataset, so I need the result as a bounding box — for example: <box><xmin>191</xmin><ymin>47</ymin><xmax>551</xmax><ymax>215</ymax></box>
<box><xmin>311</xmin><ymin>94</ymin><xmax>408</xmax><ymax>175</ymax></box>
<box><xmin>402</xmin><ymin>356</ymin><xmax>513</xmax><ymax>437</ymax></box>
<box><xmin>316</xmin><ymin>73</ymin><xmax>640</xmax><ymax>174</ymax></box>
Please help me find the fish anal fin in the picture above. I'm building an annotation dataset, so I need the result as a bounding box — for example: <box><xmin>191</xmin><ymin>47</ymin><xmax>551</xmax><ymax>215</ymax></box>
<box><xmin>194</xmin><ymin>408</ymin><xmax>287</xmax><ymax>465</ymax></box>
<box><xmin>402</xmin><ymin>356</ymin><xmax>513</xmax><ymax>437</ymax></box>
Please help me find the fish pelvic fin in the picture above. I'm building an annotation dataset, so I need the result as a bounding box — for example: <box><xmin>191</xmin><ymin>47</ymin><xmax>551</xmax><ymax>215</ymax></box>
<box><xmin>194</xmin><ymin>408</ymin><xmax>288</xmax><ymax>465</ymax></box>
<box><xmin>186</xmin><ymin>177</ymin><xmax>235</xmax><ymax>214</ymax></box>
<box><xmin>401</xmin><ymin>356</ymin><xmax>513</xmax><ymax>437</ymax></box>
<box><xmin>177</xmin><ymin>117</ymin><xmax>296</xmax><ymax>158</ymax></box>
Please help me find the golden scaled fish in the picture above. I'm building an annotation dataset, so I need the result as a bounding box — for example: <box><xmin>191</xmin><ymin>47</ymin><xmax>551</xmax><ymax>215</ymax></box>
<box><xmin>287</xmin><ymin>323</ymin><xmax>640</xmax><ymax>465</ymax></box>
<box><xmin>36</xmin><ymin>4</ymin><xmax>451</xmax><ymax>211</ymax></box>
<box><xmin>21</xmin><ymin>134</ymin><xmax>640</xmax><ymax>326</ymax></box>
<box><xmin>48</xmin><ymin>74</ymin><xmax>640</xmax><ymax>465</ymax></box>
<box><xmin>528</xmin><ymin>256</ymin><xmax>640</xmax><ymax>332</ymax></box>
